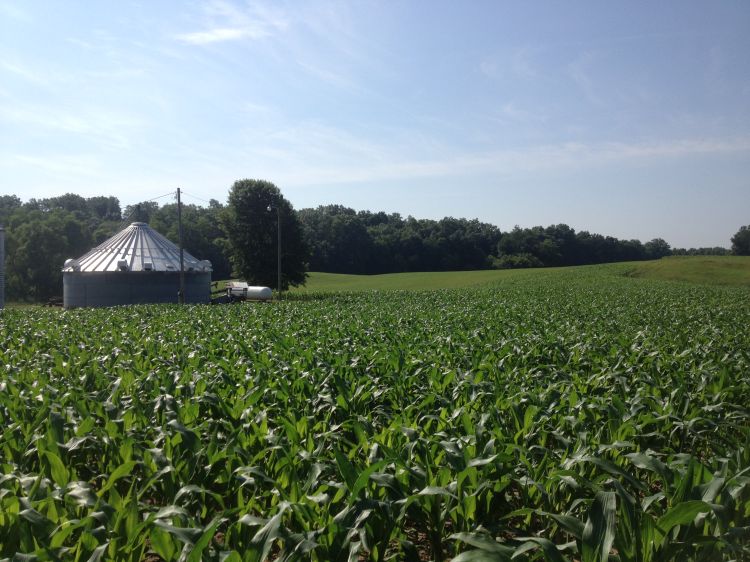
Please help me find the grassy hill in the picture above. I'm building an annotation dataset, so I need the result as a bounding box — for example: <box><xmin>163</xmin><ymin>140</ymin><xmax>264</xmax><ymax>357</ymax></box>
<box><xmin>293</xmin><ymin>263</ymin><xmax>606</xmax><ymax>292</ymax></box>
<box><xmin>625</xmin><ymin>256</ymin><xmax>750</xmax><ymax>286</ymax></box>
<box><xmin>9</xmin><ymin>257</ymin><xmax>743</xmax><ymax>307</ymax></box>
<box><xmin>293</xmin><ymin>257</ymin><xmax>750</xmax><ymax>293</ymax></box>
<box><xmin>293</xmin><ymin>269</ymin><xmax>529</xmax><ymax>292</ymax></box>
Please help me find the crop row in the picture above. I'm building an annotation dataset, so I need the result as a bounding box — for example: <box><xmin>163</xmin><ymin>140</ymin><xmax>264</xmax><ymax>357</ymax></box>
<box><xmin>1</xmin><ymin>270</ymin><xmax>749</xmax><ymax>560</ymax></box>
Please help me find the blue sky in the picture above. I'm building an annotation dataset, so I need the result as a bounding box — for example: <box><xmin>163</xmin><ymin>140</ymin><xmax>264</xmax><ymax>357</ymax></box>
<box><xmin>1</xmin><ymin>1</ymin><xmax>748</xmax><ymax>248</ymax></box>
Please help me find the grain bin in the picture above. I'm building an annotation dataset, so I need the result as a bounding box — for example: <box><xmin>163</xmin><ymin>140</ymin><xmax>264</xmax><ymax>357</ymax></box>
<box><xmin>63</xmin><ymin>222</ymin><xmax>212</xmax><ymax>308</ymax></box>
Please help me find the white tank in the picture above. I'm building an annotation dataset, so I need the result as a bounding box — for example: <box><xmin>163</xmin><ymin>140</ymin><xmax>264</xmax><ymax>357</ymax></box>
<box><xmin>226</xmin><ymin>282</ymin><xmax>272</xmax><ymax>301</ymax></box>
<box><xmin>245</xmin><ymin>286</ymin><xmax>273</xmax><ymax>300</ymax></box>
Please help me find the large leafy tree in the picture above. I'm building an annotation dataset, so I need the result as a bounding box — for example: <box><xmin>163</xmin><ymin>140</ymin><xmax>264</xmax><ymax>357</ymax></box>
<box><xmin>222</xmin><ymin>179</ymin><xmax>308</xmax><ymax>289</ymax></box>
<box><xmin>5</xmin><ymin>210</ymin><xmax>92</xmax><ymax>300</ymax></box>
<box><xmin>731</xmin><ymin>225</ymin><xmax>750</xmax><ymax>256</ymax></box>
<box><xmin>645</xmin><ymin>238</ymin><xmax>671</xmax><ymax>259</ymax></box>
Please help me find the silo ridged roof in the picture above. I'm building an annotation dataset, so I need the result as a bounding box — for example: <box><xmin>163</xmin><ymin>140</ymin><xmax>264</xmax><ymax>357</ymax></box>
<box><xmin>64</xmin><ymin>222</ymin><xmax>211</xmax><ymax>273</ymax></box>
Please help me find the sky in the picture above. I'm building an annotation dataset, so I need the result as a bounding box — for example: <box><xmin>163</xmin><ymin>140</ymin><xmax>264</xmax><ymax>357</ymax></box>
<box><xmin>1</xmin><ymin>1</ymin><xmax>748</xmax><ymax>248</ymax></box>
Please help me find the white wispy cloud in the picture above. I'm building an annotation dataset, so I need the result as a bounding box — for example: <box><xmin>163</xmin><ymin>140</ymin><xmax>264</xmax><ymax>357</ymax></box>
<box><xmin>480</xmin><ymin>47</ymin><xmax>538</xmax><ymax>80</ymax></box>
<box><xmin>65</xmin><ymin>37</ymin><xmax>95</xmax><ymax>50</ymax></box>
<box><xmin>510</xmin><ymin>47</ymin><xmax>538</xmax><ymax>78</ymax></box>
<box><xmin>567</xmin><ymin>51</ymin><xmax>605</xmax><ymax>106</ymax></box>
<box><xmin>0</xmin><ymin>59</ymin><xmax>49</xmax><ymax>86</ymax></box>
<box><xmin>5</xmin><ymin>153</ymin><xmax>103</xmax><ymax>177</ymax></box>
<box><xmin>497</xmin><ymin>102</ymin><xmax>547</xmax><ymax>124</ymax></box>
<box><xmin>479</xmin><ymin>59</ymin><xmax>500</xmax><ymax>79</ymax></box>
<box><xmin>235</xmin><ymin>124</ymin><xmax>750</xmax><ymax>187</ymax></box>
<box><xmin>240</xmin><ymin>101</ymin><xmax>273</xmax><ymax>114</ymax></box>
<box><xmin>9</xmin><ymin>133</ymin><xmax>748</xmax><ymax>210</ymax></box>
<box><xmin>176</xmin><ymin>27</ymin><xmax>266</xmax><ymax>45</ymax></box>
<box><xmin>175</xmin><ymin>0</ymin><xmax>288</xmax><ymax>45</ymax></box>
<box><xmin>0</xmin><ymin>103</ymin><xmax>144</xmax><ymax>150</ymax></box>
<box><xmin>0</xmin><ymin>1</ymin><xmax>30</xmax><ymax>22</ymax></box>
<box><xmin>296</xmin><ymin>60</ymin><xmax>363</xmax><ymax>93</ymax></box>
<box><xmin>297</xmin><ymin>2</ymin><xmax>377</xmax><ymax>66</ymax></box>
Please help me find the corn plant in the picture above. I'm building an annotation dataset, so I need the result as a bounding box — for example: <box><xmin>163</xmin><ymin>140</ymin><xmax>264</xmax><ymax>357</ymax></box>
<box><xmin>0</xmin><ymin>265</ymin><xmax>748</xmax><ymax>560</ymax></box>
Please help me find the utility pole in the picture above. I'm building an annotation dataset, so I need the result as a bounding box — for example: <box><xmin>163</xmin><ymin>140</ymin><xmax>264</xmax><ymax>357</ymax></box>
<box><xmin>277</xmin><ymin>206</ymin><xmax>282</xmax><ymax>300</ymax></box>
<box><xmin>267</xmin><ymin>204</ymin><xmax>282</xmax><ymax>299</ymax></box>
<box><xmin>177</xmin><ymin>188</ymin><xmax>185</xmax><ymax>304</ymax></box>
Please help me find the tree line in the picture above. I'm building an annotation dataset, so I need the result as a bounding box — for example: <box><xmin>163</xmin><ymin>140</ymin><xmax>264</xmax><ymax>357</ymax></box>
<box><xmin>0</xmin><ymin>183</ymin><xmax>746</xmax><ymax>302</ymax></box>
<box><xmin>300</xmin><ymin>206</ymin><xmax>677</xmax><ymax>273</ymax></box>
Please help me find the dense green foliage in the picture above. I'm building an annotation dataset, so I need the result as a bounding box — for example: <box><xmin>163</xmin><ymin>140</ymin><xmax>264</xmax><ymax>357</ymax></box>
<box><xmin>1</xmin><ymin>269</ymin><xmax>749</xmax><ymax>560</ymax></box>
<box><xmin>223</xmin><ymin>180</ymin><xmax>308</xmax><ymax>290</ymax></box>
<box><xmin>731</xmin><ymin>225</ymin><xmax>750</xmax><ymax>256</ymax></box>
<box><xmin>298</xmin><ymin>206</ymin><xmax>679</xmax><ymax>275</ymax></box>
<box><xmin>670</xmin><ymin>247</ymin><xmax>731</xmax><ymax>256</ymax></box>
<box><xmin>298</xmin><ymin>206</ymin><xmax>501</xmax><ymax>273</ymax></box>
<box><xmin>496</xmin><ymin>225</ymin><xmax>671</xmax><ymax>268</ymax></box>
<box><xmin>1</xmin><ymin>194</ymin><xmax>122</xmax><ymax>301</ymax></box>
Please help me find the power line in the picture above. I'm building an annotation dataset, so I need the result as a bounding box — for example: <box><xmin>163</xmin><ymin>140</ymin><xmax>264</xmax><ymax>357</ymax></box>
<box><xmin>118</xmin><ymin>206</ymin><xmax>139</xmax><ymax>228</ymax></box>
<box><xmin>181</xmin><ymin>191</ymin><xmax>215</xmax><ymax>205</ymax></box>
<box><xmin>146</xmin><ymin>191</ymin><xmax>177</xmax><ymax>202</ymax></box>
<box><xmin>118</xmin><ymin>190</ymin><xmax>177</xmax><ymax>228</ymax></box>
<box><xmin>118</xmin><ymin>189</ymin><xmax>217</xmax><ymax>230</ymax></box>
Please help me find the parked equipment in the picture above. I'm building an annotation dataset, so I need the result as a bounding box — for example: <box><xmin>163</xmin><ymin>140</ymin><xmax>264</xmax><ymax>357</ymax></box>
<box><xmin>225</xmin><ymin>282</ymin><xmax>273</xmax><ymax>302</ymax></box>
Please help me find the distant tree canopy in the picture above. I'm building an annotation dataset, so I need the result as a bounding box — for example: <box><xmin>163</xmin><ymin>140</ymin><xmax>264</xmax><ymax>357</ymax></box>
<box><xmin>0</xmin><ymin>189</ymin><xmax>740</xmax><ymax>302</ymax></box>
<box><xmin>731</xmin><ymin>225</ymin><xmax>750</xmax><ymax>256</ymax></box>
<box><xmin>298</xmin><ymin>207</ymin><xmax>676</xmax><ymax>274</ymax></box>
<box><xmin>299</xmin><ymin>205</ymin><xmax>501</xmax><ymax>274</ymax></box>
<box><xmin>1</xmin><ymin>194</ymin><xmax>121</xmax><ymax>300</ymax></box>
<box><xmin>671</xmin><ymin>247</ymin><xmax>731</xmax><ymax>256</ymax></box>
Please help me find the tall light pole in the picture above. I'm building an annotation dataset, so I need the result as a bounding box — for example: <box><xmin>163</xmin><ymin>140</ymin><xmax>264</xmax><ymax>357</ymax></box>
<box><xmin>267</xmin><ymin>204</ymin><xmax>281</xmax><ymax>299</ymax></box>
<box><xmin>177</xmin><ymin>187</ymin><xmax>185</xmax><ymax>304</ymax></box>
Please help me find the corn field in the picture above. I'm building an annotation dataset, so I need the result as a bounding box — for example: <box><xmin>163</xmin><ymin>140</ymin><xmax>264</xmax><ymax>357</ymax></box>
<box><xmin>1</xmin><ymin>268</ymin><xmax>749</xmax><ymax>560</ymax></box>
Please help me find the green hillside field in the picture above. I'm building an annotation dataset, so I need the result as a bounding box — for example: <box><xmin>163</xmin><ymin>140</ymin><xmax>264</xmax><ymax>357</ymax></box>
<box><xmin>3</xmin><ymin>257</ymin><xmax>746</xmax><ymax>308</ymax></box>
<box><xmin>292</xmin><ymin>268</ymin><xmax>536</xmax><ymax>292</ymax></box>
<box><xmin>624</xmin><ymin>255</ymin><xmax>750</xmax><ymax>286</ymax></box>
<box><xmin>293</xmin><ymin>256</ymin><xmax>750</xmax><ymax>293</ymax></box>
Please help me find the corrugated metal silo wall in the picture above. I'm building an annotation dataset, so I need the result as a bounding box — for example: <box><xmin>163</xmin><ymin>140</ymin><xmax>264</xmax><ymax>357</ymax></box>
<box><xmin>64</xmin><ymin>271</ymin><xmax>211</xmax><ymax>308</ymax></box>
